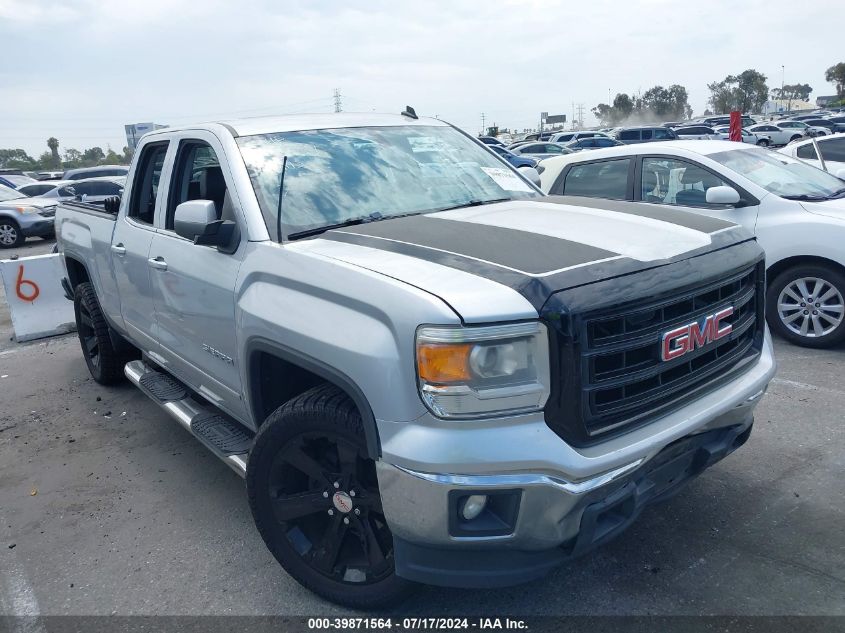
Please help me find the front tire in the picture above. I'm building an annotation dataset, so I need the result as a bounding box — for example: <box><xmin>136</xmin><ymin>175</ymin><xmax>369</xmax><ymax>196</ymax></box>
<box><xmin>73</xmin><ymin>282</ymin><xmax>125</xmax><ymax>384</ymax></box>
<box><xmin>756</xmin><ymin>139</ymin><xmax>769</xmax><ymax>147</ymax></box>
<box><xmin>766</xmin><ymin>265</ymin><xmax>845</xmax><ymax>348</ymax></box>
<box><xmin>0</xmin><ymin>219</ymin><xmax>24</xmax><ymax>248</ymax></box>
<box><xmin>247</xmin><ymin>384</ymin><xmax>416</xmax><ymax>608</ymax></box>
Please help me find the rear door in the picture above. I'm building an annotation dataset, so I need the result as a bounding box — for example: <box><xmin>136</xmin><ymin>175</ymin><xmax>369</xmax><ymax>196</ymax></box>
<box><xmin>111</xmin><ymin>140</ymin><xmax>172</xmax><ymax>354</ymax></box>
<box><xmin>147</xmin><ymin>132</ymin><xmax>246</xmax><ymax>418</ymax></box>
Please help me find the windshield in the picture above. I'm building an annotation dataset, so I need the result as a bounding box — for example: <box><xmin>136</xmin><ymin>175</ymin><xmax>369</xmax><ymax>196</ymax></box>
<box><xmin>709</xmin><ymin>148</ymin><xmax>845</xmax><ymax>200</ymax></box>
<box><xmin>0</xmin><ymin>184</ymin><xmax>26</xmax><ymax>202</ymax></box>
<box><xmin>236</xmin><ymin>125</ymin><xmax>540</xmax><ymax>239</ymax></box>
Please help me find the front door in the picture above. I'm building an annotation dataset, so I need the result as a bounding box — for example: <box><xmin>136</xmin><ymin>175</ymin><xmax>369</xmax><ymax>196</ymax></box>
<box><xmin>147</xmin><ymin>135</ymin><xmax>246</xmax><ymax>418</ymax></box>
<box><xmin>637</xmin><ymin>156</ymin><xmax>759</xmax><ymax>232</ymax></box>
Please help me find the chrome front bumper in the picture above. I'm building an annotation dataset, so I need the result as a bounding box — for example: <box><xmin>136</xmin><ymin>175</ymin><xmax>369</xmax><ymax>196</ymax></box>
<box><xmin>376</xmin><ymin>330</ymin><xmax>775</xmax><ymax>552</ymax></box>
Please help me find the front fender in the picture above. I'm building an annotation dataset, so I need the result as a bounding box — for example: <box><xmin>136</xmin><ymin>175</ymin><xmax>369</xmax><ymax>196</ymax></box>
<box><xmin>235</xmin><ymin>241</ymin><xmax>461</xmax><ymax>450</ymax></box>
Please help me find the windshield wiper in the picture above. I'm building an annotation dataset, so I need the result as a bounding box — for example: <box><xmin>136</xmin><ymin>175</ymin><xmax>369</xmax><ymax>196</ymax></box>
<box><xmin>287</xmin><ymin>212</ymin><xmax>386</xmax><ymax>240</ymax></box>
<box><xmin>782</xmin><ymin>188</ymin><xmax>845</xmax><ymax>201</ymax></box>
<box><xmin>781</xmin><ymin>194</ymin><xmax>829</xmax><ymax>201</ymax></box>
<box><xmin>435</xmin><ymin>198</ymin><xmax>511</xmax><ymax>213</ymax></box>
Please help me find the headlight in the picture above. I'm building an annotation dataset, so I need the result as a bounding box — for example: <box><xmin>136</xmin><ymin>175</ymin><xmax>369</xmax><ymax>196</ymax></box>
<box><xmin>15</xmin><ymin>206</ymin><xmax>41</xmax><ymax>215</ymax></box>
<box><xmin>415</xmin><ymin>322</ymin><xmax>550</xmax><ymax>419</ymax></box>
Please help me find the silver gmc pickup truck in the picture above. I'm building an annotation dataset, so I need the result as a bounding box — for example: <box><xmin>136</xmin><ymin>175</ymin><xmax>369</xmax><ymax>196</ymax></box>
<box><xmin>56</xmin><ymin>111</ymin><xmax>776</xmax><ymax>607</ymax></box>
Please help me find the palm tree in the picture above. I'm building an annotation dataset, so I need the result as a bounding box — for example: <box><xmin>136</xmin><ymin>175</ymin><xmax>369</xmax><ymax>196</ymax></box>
<box><xmin>47</xmin><ymin>137</ymin><xmax>61</xmax><ymax>169</ymax></box>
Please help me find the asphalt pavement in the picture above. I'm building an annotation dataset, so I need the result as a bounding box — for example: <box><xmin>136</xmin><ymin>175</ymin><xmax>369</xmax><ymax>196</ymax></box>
<box><xmin>0</xmin><ymin>268</ymin><xmax>843</xmax><ymax>616</ymax></box>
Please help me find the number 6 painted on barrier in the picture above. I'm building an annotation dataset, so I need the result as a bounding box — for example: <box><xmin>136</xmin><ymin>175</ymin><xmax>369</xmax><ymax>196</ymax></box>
<box><xmin>16</xmin><ymin>265</ymin><xmax>40</xmax><ymax>302</ymax></box>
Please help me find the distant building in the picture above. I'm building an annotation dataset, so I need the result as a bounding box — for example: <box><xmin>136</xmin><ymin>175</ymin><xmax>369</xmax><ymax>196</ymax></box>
<box><xmin>762</xmin><ymin>99</ymin><xmax>814</xmax><ymax>115</ymax></box>
<box><xmin>816</xmin><ymin>95</ymin><xmax>839</xmax><ymax>107</ymax></box>
<box><xmin>124</xmin><ymin>122</ymin><xmax>168</xmax><ymax>151</ymax></box>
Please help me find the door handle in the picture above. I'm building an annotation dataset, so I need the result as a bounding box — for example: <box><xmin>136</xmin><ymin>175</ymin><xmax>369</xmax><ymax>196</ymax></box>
<box><xmin>111</xmin><ymin>243</ymin><xmax>126</xmax><ymax>256</ymax></box>
<box><xmin>147</xmin><ymin>257</ymin><xmax>168</xmax><ymax>271</ymax></box>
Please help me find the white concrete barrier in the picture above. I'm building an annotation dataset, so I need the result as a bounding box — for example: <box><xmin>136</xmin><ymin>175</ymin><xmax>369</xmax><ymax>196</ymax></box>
<box><xmin>0</xmin><ymin>253</ymin><xmax>76</xmax><ymax>342</ymax></box>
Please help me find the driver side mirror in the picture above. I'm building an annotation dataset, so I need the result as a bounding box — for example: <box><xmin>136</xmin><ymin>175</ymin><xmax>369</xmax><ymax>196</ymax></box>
<box><xmin>705</xmin><ymin>185</ymin><xmax>741</xmax><ymax>205</ymax></box>
<box><xmin>173</xmin><ymin>200</ymin><xmax>239</xmax><ymax>254</ymax></box>
<box><xmin>835</xmin><ymin>168</ymin><xmax>845</xmax><ymax>180</ymax></box>
<box><xmin>518</xmin><ymin>166</ymin><xmax>542</xmax><ymax>187</ymax></box>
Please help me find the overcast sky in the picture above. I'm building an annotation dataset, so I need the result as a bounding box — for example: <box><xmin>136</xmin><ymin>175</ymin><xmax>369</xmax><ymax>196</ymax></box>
<box><xmin>1</xmin><ymin>0</ymin><xmax>842</xmax><ymax>156</ymax></box>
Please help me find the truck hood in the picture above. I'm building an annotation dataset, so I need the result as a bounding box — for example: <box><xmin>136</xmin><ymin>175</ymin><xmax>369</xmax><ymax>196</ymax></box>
<box><xmin>291</xmin><ymin>198</ymin><xmax>751</xmax><ymax>319</ymax></box>
<box><xmin>800</xmin><ymin>198</ymin><xmax>845</xmax><ymax>221</ymax></box>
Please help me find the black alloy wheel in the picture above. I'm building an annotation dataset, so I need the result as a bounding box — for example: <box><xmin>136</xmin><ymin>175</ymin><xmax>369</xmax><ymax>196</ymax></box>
<box><xmin>247</xmin><ymin>384</ymin><xmax>415</xmax><ymax>607</ymax></box>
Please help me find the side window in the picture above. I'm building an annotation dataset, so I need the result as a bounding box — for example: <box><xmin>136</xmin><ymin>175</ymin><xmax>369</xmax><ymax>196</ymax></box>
<box><xmin>73</xmin><ymin>182</ymin><xmax>95</xmax><ymax>197</ymax></box>
<box><xmin>641</xmin><ymin>157</ymin><xmax>728</xmax><ymax>207</ymax></box>
<box><xmin>820</xmin><ymin>138</ymin><xmax>845</xmax><ymax>162</ymax></box>
<box><xmin>166</xmin><ymin>140</ymin><xmax>226</xmax><ymax>230</ymax></box>
<box><xmin>128</xmin><ymin>142</ymin><xmax>169</xmax><ymax>225</ymax></box>
<box><xmin>796</xmin><ymin>144</ymin><xmax>818</xmax><ymax>160</ymax></box>
<box><xmin>653</xmin><ymin>128</ymin><xmax>673</xmax><ymax>140</ymax></box>
<box><xmin>86</xmin><ymin>182</ymin><xmax>108</xmax><ymax>196</ymax></box>
<box><xmin>560</xmin><ymin>159</ymin><xmax>631</xmax><ymax>199</ymax></box>
<box><xmin>545</xmin><ymin>144</ymin><xmax>564</xmax><ymax>154</ymax></box>
<box><xmin>619</xmin><ymin>130</ymin><xmax>639</xmax><ymax>141</ymax></box>
<box><xmin>641</xmin><ymin>129</ymin><xmax>653</xmax><ymax>140</ymax></box>
<box><xmin>58</xmin><ymin>185</ymin><xmax>76</xmax><ymax>197</ymax></box>
<box><xmin>94</xmin><ymin>181</ymin><xmax>120</xmax><ymax>196</ymax></box>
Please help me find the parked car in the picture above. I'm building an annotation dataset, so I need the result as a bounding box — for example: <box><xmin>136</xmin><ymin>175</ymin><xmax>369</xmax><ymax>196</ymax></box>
<box><xmin>518</xmin><ymin>131</ymin><xmax>556</xmax><ymax>142</ymax></box>
<box><xmin>36</xmin><ymin>171</ymin><xmax>65</xmax><ymax>180</ymax></box>
<box><xmin>800</xmin><ymin>118</ymin><xmax>845</xmax><ymax>135</ymax></box>
<box><xmin>562</xmin><ymin>137</ymin><xmax>623</xmax><ymax>151</ymax></box>
<box><xmin>613</xmin><ymin>126</ymin><xmax>678</xmax><ymax>144</ymax></box>
<box><xmin>712</xmin><ymin>126</ymin><xmax>772</xmax><ymax>146</ymax></box>
<box><xmin>37</xmin><ymin>177</ymin><xmax>125</xmax><ymax>206</ymax></box>
<box><xmin>486</xmin><ymin>144</ymin><xmax>539</xmax><ymax>169</ymax></box>
<box><xmin>62</xmin><ymin>165</ymin><xmax>129</xmax><ymax>181</ymax></box>
<box><xmin>779</xmin><ymin>133</ymin><xmax>845</xmax><ymax>174</ymax></box>
<box><xmin>698</xmin><ymin>115</ymin><xmax>757</xmax><ymax>128</ymax></box>
<box><xmin>539</xmin><ymin>139</ymin><xmax>845</xmax><ymax>347</ymax></box>
<box><xmin>785</xmin><ymin>113</ymin><xmax>827</xmax><ymax>122</ymax></box>
<box><xmin>509</xmin><ymin>142</ymin><xmax>573</xmax><ymax>160</ymax></box>
<box><xmin>55</xmin><ymin>113</ymin><xmax>774</xmax><ymax>607</ymax></box>
<box><xmin>672</xmin><ymin>125</ymin><xmax>720</xmax><ymax>140</ymax></box>
<box><xmin>548</xmin><ymin>131</ymin><xmax>611</xmax><ymax>143</ymax></box>
<box><xmin>478</xmin><ymin>136</ymin><xmax>506</xmax><ymax>147</ymax></box>
<box><xmin>0</xmin><ymin>174</ymin><xmax>37</xmax><ymax>189</ymax></box>
<box><xmin>0</xmin><ymin>183</ymin><xmax>58</xmax><ymax>247</ymax></box>
<box><xmin>748</xmin><ymin>122</ymin><xmax>811</xmax><ymax>146</ymax></box>
<box><xmin>16</xmin><ymin>180</ymin><xmax>72</xmax><ymax>197</ymax></box>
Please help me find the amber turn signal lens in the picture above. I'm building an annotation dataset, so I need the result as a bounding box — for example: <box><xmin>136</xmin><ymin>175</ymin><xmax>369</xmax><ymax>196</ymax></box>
<box><xmin>417</xmin><ymin>343</ymin><xmax>473</xmax><ymax>383</ymax></box>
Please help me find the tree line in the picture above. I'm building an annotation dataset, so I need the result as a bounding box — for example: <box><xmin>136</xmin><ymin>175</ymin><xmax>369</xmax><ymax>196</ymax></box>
<box><xmin>0</xmin><ymin>138</ymin><xmax>133</xmax><ymax>171</ymax></box>
<box><xmin>592</xmin><ymin>61</ymin><xmax>845</xmax><ymax>127</ymax></box>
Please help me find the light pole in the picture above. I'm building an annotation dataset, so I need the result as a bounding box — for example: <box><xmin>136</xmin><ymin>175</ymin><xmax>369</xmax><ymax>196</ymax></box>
<box><xmin>781</xmin><ymin>65</ymin><xmax>785</xmax><ymax>112</ymax></box>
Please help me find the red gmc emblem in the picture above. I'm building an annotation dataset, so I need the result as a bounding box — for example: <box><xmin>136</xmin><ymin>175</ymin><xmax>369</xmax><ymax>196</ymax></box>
<box><xmin>661</xmin><ymin>307</ymin><xmax>734</xmax><ymax>362</ymax></box>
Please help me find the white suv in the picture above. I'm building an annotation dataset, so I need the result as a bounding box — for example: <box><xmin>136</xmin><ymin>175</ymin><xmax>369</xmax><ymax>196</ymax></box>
<box><xmin>539</xmin><ymin>140</ymin><xmax>845</xmax><ymax>348</ymax></box>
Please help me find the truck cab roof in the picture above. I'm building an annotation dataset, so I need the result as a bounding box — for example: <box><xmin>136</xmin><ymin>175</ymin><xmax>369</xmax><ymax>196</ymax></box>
<box><xmin>146</xmin><ymin>112</ymin><xmax>450</xmax><ymax>139</ymax></box>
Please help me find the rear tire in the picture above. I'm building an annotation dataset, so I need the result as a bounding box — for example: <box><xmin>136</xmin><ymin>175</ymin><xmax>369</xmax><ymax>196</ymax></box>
<box><xmin>73</xmin><ymin>282</ymin><xmax>125</xmax><ymax>384</ymax></box>
<box><xmin>766</xmin><ymin>265</ymin><xmax>845</xmax><ymax>348</ymax></box>
<box><xmin>756</xmin><ymin>139</ymin><xmax>769</xmax><ymax>147</ymax></box>
<box><xmin>0</xmin><ymin>219</ymin><xmax>24</xmax><ymax>248</ymax></box>
<box><xmin>247</xmin><ymin>384</ymin><xmax>417</xmax><ymax>608</ymax></box>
